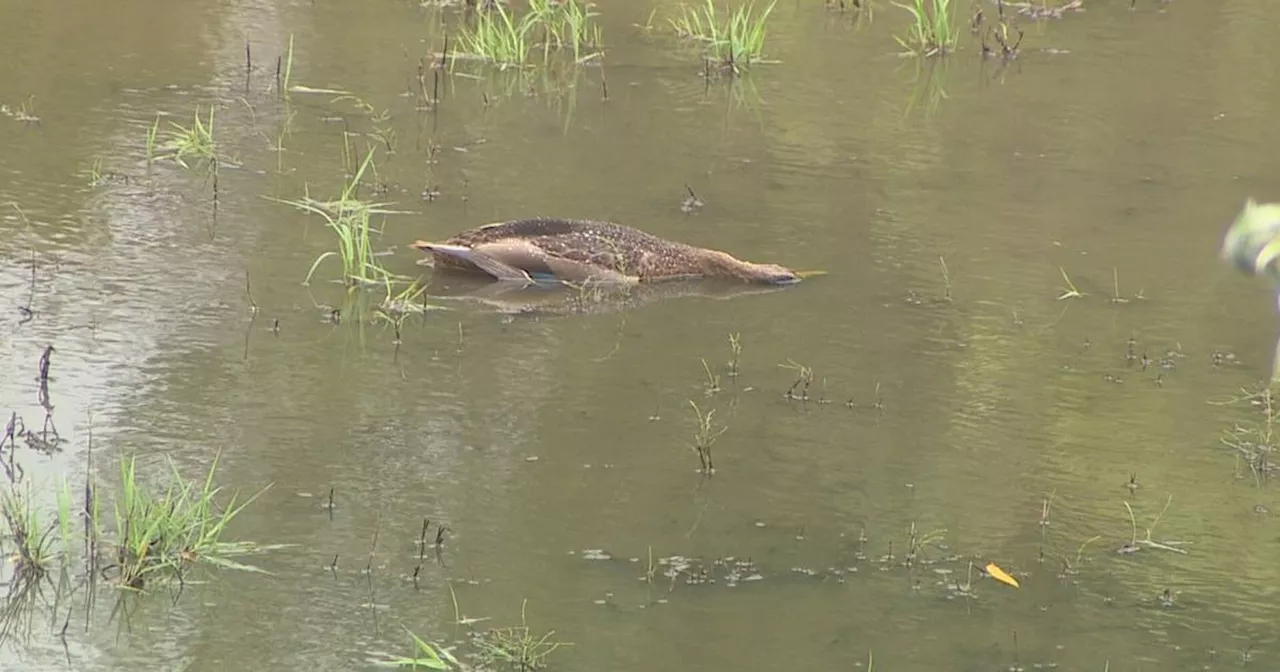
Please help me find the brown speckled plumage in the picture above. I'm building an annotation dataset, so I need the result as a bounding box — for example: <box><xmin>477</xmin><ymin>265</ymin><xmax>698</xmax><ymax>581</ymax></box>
<box><xmin>410</xmin><ymin>217</ymin><xmax>801</xmax><ymax>285</ymax></box>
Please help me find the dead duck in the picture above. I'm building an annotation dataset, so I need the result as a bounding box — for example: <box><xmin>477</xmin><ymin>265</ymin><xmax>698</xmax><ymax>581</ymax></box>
<box><xmin>410</xmin><ymin>217</ymin><xmax>814</xmax><ymax>286</ymax></box>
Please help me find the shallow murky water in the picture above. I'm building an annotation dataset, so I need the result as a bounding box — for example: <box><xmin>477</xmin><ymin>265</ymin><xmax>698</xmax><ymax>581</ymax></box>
<box><xmin>3</xmin><ymin>1</ymin><xmax>1280</xmax><ymax>670</ymax></box>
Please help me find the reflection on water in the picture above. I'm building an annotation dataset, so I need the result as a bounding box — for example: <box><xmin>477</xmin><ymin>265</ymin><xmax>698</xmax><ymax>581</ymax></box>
<box><xmin>1</xmin><ymin>1</ymin><xmax>1280</xmax><ymax>671</ymax></box>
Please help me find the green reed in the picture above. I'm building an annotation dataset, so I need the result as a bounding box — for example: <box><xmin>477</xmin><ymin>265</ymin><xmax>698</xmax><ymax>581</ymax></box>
<box><xmin>458</xmin><ymin>2</ymin><xmax>533</xmax><ymax>67</ymax></box>
<box><xmin>145</xmin><ymin>114</ymin><xmax>161</xmax><ymax>167</ymax></box>
<box><xmin>528</xmin><ymin>0</ymin><xmax>604</xmax><ymax>62</ymax></box>
<box><xmin>272</xmin><ymin>147</ymin><xmax>401</xmax><ymax>286</ymax></box>
<box><xmin>892</xmin><ymin>0</ymin><xmax>958</xmax><ymax>57</ymax></box>
<box><xmin>670</xmin><ymin>0</ymin><xmax>777</xmax><ymax>66</ymax></box>
<box><xmin>458</xmin><ymin>0</ymin><xmax>604</xmax><ymax>67</ymax></box>
<box><xmin>282</xmin><ymin>33</ymin><xmax>295</xmax><ymax>99</ymax></box>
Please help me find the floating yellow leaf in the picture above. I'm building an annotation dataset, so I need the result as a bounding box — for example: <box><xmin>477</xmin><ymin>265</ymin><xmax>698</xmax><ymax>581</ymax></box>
<box><xmin>985</xmin><ymin>562</ymin><xmax>1020</xmax><ymax>589</ymax></box>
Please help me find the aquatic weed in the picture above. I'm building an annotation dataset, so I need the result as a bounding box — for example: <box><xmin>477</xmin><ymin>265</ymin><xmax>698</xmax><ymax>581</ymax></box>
<box><xmin>271</xmin><ymin>147</ymin><xmax>407</xmax><ymax>286</ymax></box>
<box><xmin>670</xmin><ymin>0</ymin><xmax>778</xmax><ymax>68</ymax></box>
<box><xmin>159</xmin><ymin>106</ymin><xmax>219</xmax><ymax>171</ymax></box>
<box><xmin>0</xmin><ymin>482</ymin><xmax>64</xmax><ymax>578</ymax></box>
<box><xmin>457</xmin><ymin>0</ymin><xmax>604</xmax><ymax>67</ymax></box>
<box><xmin>457</xmin><ymin>2</ymin><xmax>534</xmax><ymax>67</ymax></box>
<box><xmin>471</xmin><ymin>600</ymin><xmax>569</xmax><ymax>671</ymax></box>
<box><xmin>528</xmin><ymin>0</ymin><xmax>605</xmax><ymax>62</ymax></box>
<box><xmin>379</xmin><ymin>626</ymin><xmax>462</xmax><ymax>669</ymax></box>
<box><xmin>892</xmin><ymin>0</ymin><xmax>958</xmax><ymax>57</ymax></box>
<box><xmin>108</xmin><ymin>452</ymin><xmax>272</xmax><ymax>590</ymax></box>
<box><xmin>688</xmin><ymin>400</ymin><xmax>727</xmax><ymax>474</ymax></box>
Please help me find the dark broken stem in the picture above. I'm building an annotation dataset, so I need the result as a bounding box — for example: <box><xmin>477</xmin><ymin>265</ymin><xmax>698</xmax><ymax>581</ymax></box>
<box><xmin>245</xmin><ymin>39</ymin><xmax>252</xmax><ymax>74</ymax></box>
<box><xmin>59</xmin><ymin>606</ymin><xmax>71</xmax><ymax>665</ymax></box>
<box><xmin>84</xmin><ymin>413</ymin><xmax>95</xmax><ymax>563</ymax></box>
<box><xmin>172</xmin><ymin>564</ymin><xmax>186</xmax><ymax>607</ymax></box>
<box><xmin>329</xmin><ymin>554</ymin><xmax>339</xmax><ymax>579</ymax></box>
<box><xmin>38</xmin><ymin>344</ymin><xmax>54</xmax><ymax>383</ymax></box>
<box><xmin>434</xmin><ymin>524</ymin><xmax>449</xmax><ymax>568</ymax></box>
<box><xmin>326</xmin><ymin>487</ymin><xmax>335</xmax><ymax>520</ymax></box>
<box><xmin>275</xmin><ymin>56</ymin><xmax>282</xmax><ymax>99</ymax></box>
<box><xmin>211</xmin><ymin>160</ymin><xmax>220</xmax><ymax>235</ymax></box>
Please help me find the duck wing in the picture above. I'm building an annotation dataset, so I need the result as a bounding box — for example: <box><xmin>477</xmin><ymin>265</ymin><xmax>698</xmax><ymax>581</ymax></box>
<box><xmin>417</xmin><ymin>242</ymin><xmax>535</xmax><ymax>283</ymax></box>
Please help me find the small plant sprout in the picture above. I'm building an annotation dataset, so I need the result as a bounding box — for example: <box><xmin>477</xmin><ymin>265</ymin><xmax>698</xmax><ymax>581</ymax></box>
<box><xmin>892</xmin><ymin>0</ymin><xmax>959</xmax><ymax>57</ymax></box>
<box><xmin>1108</xmin><ymin>267</ymin><xmax>1146</xmax><ymax>303</ymax></box>
<box><xmin>379</xmin><ymin>626</ymin><xmax>461</xmax><ymax>669</ymax></box>
<box><xmin>1056</xmin><ymin>266</ymin><xmax>1085</xmax><ymax>300</ymax></box>
<box><xmin>700</xmin><ymin>358</ymin><xmax>721</xmax><ymax>395</ymax></box>
<box><xmin>727</xmin><ymin>332</ymin><xmax>743</xmax><ymax>378</ymax></box>
<box><xmin>779</xmin><ymin>359</ymin><xmax>814</xmax><ymax>401</ymax></box>
<box><xmin>282</xmin><ymin>34</ymin><xmax>295</xmax><ymax>99</ymax></box>
<box><xmin>688</xmin><ymin>400</ymin><xmax>727</xmax><ymax>474</ymax></box>
<box><xmin>0</xmin><ymin>481</ymin><xmax>63</xmax><ymax>578</ymax></box>
<box><xmin>939</xmin><ymin>256</ymin><xmax>953</xmax><ymax>302</ymax></box>
<box><xmin>1119</xmin><ymin>495</ymin><xmax>1188</xmax><ymax>555</ymax></box>
<box><xmin>145</xmin><ymin>114</ymin><xmax>161</xmax><ymax>167</ymax></box>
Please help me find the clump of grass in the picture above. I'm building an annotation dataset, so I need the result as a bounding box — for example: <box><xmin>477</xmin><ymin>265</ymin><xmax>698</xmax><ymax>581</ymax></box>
<box><xmin>471</xmin><ymin>600</ymin><xmax>569</xmax><ymax>671</ymax></box>
<box><xmin>0</xmin><ymin>482</ymin><xmax>62</xmax><ymax>579</ymax></box>
<box><xmin>893</xmin><ymin>0</ymin><xmax>958</xmax><ymax>57</ymax></box>
<box><xmin>458</xmin><ymin>3</ymin><xmax>532</xmax><ymax>68</ymax></box>
<box><xmin>670</xmin><ymin>0</ymin><xmax>778</xmax><ymax>68</ymax></box>
<box><xmin>456</xmin><ymin>1</ymin><xmax>605</xmax><ymax>67</ymax></box>
<box><xmin>529</xmin><ymin>0</ymin><xmax>605</xmax><ymax>62</ymax></box>
<box><xmin>108</xmin><ymin>452</ymin><xmax>272</xmax><ymax>590</ymax></box>
<box><xmin>159</xmin><ymin>106</ymin><xmax>219</xmax><ymax>171</ymax></box>
<box><xmin>271</xmin><ymin>147</ymin><xmax>406</xmax><ymax>286</ymax></box>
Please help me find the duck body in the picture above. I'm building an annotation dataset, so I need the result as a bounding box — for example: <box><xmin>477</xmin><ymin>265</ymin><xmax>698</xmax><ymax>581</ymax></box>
<box><xmin>410</xmin><ymin>217</ymin><xmax>802</xmax><ymax>286</ymax></box>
